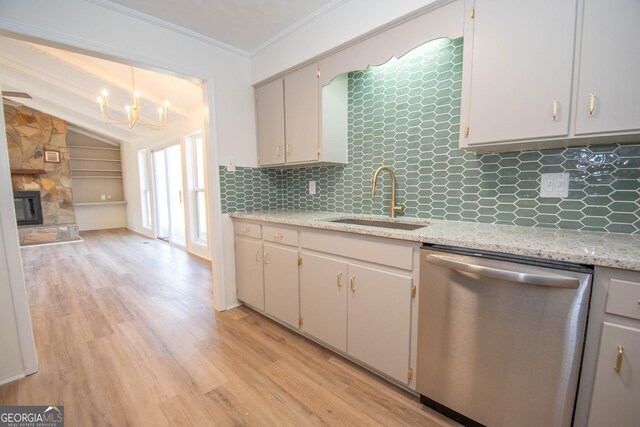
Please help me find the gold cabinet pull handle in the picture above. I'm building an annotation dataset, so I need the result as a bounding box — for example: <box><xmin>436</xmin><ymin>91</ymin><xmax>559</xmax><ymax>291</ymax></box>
<box><xmin>337</xmin><ymin>272</ymin><xmax>343</xmax><ymax>287</ymax></box>
<box><xmin>242</xmin><ymin>227</ymin><xmax>251</xmax><ymax>233</ymax></box>
<box><xmin>273</xmin><ymin>233</ymin><xmax>283</xmax><ymax>239</ymax></box>
<box><xmin>264</xmin><ymin>253</ymin><xmax>270</xmax><ymax>265</ymax></box>
<box><xmin>350</xmin><ymin>276</ymin><xmax>356</xmax><ymax>292</ymax></box>
<box><xmin>286</xmin><ymin>144</ymin><xmax>291</xmax><ymax>156</ymax></box>
<box><xmin>276</xmin><ymin>145</ymin><xmax>282</xmax><ymax>157</ymax></box>
<box><xmin>614</xmin><ymin>345</ymin><xmax>624</xmax><ymax>373</ymax></box>
<box><xmin>255</xmin><ymin>251</ymin><xmax>261</xmax><ymax>262</ymax></box>
<box><xmin>552</xmin><ymin>98</ymin><xmax>559</xmax><ymax>121</ymax></box>
<box><xmin>588</xmin><ymin>92</ymin><xmax>596</xmax><ymax>117</ymax></box>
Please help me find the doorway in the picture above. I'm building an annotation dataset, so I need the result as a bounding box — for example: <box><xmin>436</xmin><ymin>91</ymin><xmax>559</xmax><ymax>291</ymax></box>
<box><xmin>152</xmin><ymin>144</ymin><xmax>186</xmax><ymax>247</ymax></box>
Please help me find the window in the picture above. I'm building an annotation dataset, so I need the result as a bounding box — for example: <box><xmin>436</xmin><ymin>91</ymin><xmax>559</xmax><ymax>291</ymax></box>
<box><xmin>137</xmin><ymin>149</ymin><xmax>151</xmax><ymax>228</ymax></box>
<box><xmin>192</xmin><ymin>134</ymin><xmax>207</xmax><ymax>242</ymax></box>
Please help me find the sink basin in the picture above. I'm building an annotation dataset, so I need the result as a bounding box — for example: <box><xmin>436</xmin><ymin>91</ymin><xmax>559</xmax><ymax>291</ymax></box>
<box><xmin>329</xmin><ymin>218</ymin><xmax>429</xmax><ymax>231</ymax></box>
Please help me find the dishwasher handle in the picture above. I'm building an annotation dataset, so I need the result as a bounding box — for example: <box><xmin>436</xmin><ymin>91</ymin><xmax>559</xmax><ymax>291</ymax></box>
<box><xmin>426</xmin><ymin>253</ymin><xmax>580</xmax><ymax>289</ymax></box>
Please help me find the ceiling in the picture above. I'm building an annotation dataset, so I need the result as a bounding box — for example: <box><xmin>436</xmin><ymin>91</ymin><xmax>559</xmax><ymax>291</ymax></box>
<box><xmin>101</xmin><ymin>0</ymin><xmax>341</xmax><ymax>53</ymax></box>
<box><xmin>0</xmin><ymin>36</ymin><xmax>203</xmax><ymax>143</ymax></box>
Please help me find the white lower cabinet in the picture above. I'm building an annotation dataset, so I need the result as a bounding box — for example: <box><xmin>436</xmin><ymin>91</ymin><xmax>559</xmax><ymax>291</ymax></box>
<box><xmin>299</xmin><ymin>252</ymin><xmax>348</xmax><ymax>352</ymax></box>
<box><xmin>263</xmin><ymin>243</ymin><xmax>300</xmax><ymax>329</ymax></box>
<box><xmin>587</xmin><ymin>322</ymin><xmax>640</xmax><ymax>427</ymax></box>
<box><xmin>300</xmin><ymin>251</ymin><xmax>414</xmax><ymax>384</ymax></box>
<box><xmin>234</xmin><ymin>236</ymin><xmax>264</xmax><ymax>310</ymax></box>
<box><xmin>233</xmin><ymin>220</ymin><xmax>418</xmax><ymax>389</ymax></box>
<box><xmin>576</xmin><ymin>266</ymin><xmax>640</xmax><ymax>426</ymax></box>
<box><xmin>347</xmin><ymin>264</ymin><xmax>413</xmax><ymax>384</ymax></box>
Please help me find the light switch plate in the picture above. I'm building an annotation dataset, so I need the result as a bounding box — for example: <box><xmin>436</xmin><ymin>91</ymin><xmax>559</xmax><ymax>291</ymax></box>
<box><xmin>540</xmin><ymin>173</ymin><xmax>569</xmax><ymax>198</ymax></box>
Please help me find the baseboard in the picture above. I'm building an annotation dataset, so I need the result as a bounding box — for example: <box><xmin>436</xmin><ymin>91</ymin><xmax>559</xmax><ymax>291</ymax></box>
<box><xmin>0</xmin><ymin>372</ymin><xmax>26</xmax><ymax>387</ymax></box>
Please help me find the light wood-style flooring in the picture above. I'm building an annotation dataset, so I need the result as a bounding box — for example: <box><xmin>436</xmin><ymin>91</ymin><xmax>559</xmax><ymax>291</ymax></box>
<box><xmin>0</xmin><ymin>228</ymin><xmax>457</xmax><ymax>426</ymax></box>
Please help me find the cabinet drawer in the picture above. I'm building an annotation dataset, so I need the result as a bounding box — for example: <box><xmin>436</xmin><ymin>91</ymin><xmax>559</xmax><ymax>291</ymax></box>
<box><xmin>301</xmin><ymin>230</ymin><xmax>414</xmax><ymax>270</ymax></box>
<box><xmin>606</xmin><ymin>279</ymin><xmax>640</xmax><ymax>321</ymax></box>
<box><xmin>234</xmin><ymin>221</ymin><xmax>261</xmax><ymax>239</ymax></box>
<box><xmin>263</xmin><ymin>225</ymin><xmax>298</xmax><ymax>246</ymax></box>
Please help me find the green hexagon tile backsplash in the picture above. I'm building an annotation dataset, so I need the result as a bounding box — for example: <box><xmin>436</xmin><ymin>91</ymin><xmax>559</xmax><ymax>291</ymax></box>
<box><xmin>220</xmin><ymin>37</ymin><xmax>640</xmax><ymax>234</ymax></box>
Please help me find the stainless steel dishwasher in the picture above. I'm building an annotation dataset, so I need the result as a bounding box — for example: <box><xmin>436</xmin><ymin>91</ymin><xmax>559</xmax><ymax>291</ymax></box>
<box><xmin>417</xmin><ymin>245</ymin><xmax>593</xmax><ymax>427</ymax></box>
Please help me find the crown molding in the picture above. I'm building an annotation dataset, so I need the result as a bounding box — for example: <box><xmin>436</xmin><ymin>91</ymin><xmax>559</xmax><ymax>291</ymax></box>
<box><xmin>86</xmin><ymin>0</ymin><xmax>250</xmax><ymax>58</ymax></box>
<box><xmin>0</xmin><ymin>19</ymin><xmax>209</xmax><ymax>82</ymax></box>
<box><xmin>250</xmin><ymin>0</ymin><xmax>351</xmax><ymax>57</ymax></box>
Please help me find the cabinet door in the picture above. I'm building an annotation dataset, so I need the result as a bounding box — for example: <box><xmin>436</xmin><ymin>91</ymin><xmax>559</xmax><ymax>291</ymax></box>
<box><xmin>234</xmin><ymin>237</ymin><xmax>264</xmax><ymax>310</ymax></box>
<box><xmin>284</xmin><ymin>63</ymin><xmax>319</xmax><ymax>163</ymax></box>
<box><xmin>575</xmin><ymin>0</ymin><xmax>640</xmax><ymax>135</ymax></box>
<box><xmin>347</xmin><ymin>264</ymin><xmax>412</xmax><ymax>384</ymax></box>
<box><xmin>299</xmin><ymin>252</ymin><xmax>348</xmax><ymax>352</ymax></box>
<box><xmin>263</xmin><ymin>243</ymin><xmax>299</xmax><ymax>328</ymax></box>
<box><xmin>462</xmin><ymin>0</ymin><xmax>576</xmax><ymax>145</ymax></box>
<box><xmin>256</xmin><ymin>79</ymin><xmax>285</xmax><ymax>166</ymax></box>
<box><xmin>588</xmin><ymin>322</ymin><xmax>640</xmax><ymax>427</ymax></box>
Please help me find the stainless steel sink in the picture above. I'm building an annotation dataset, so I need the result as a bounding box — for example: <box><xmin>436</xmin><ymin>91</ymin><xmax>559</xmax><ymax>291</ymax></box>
<box><xmin>329</xmin><ymin>218</ymin><xmax>429</xmax><ymax>231</ymax></box>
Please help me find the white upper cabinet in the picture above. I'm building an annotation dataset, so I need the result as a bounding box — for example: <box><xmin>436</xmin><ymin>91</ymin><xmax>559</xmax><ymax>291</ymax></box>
<box><xmin>284</xmin><ymin>63</ymin><xmax>320</xmax><ymax>164</ymax></box>
<box><xmin>574</xmin><ymin>0</ymin><xmax>640</xmax><ymax>135</ymax></box>
<box><xmin>255</xmin><ymin>63</ymin><xmax>348</xmax><ymax>167</ymax></box>
<box><xmin>460</xmin><ymin>0</ymin><xmax>640</xmax><ymax>151</ymax></box>
<box><xmin>460</xmin><ymin>0</ymin><xmax>577</xmax><ymax>146</ymax></box>
<box><xmin>256</xmin><ymin>79</ymin><xmax>285</xmax><ymax>166</ymax></box>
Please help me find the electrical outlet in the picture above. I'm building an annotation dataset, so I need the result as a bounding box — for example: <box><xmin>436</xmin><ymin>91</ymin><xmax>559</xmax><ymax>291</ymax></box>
<box><xmin>540</xmin><ymin>173</ymin><xmax>569</xmax><ymax>198</ymax></box>
<box><xmin>226</xmin><ymin>158</ymin><xmax>236</xmax><ymax>172</ymax></box>
<box><xmin>107</xmin><ymin>194</ymin><xmax>112</xmax><ymax>200</ymax></box>
<box><xmin>309</xmin><ymin>181</ymin><xmax>317</xmax><ymax>195</ymax></box>
<box><xmin>101</xmin><ymin>194</ymin><xmax>106</xmax><ymax>200</ymax></box>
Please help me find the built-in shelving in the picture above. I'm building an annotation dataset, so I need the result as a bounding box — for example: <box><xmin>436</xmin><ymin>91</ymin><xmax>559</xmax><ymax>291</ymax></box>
<box><xmin>71</xmin><ymin>169</ymin><xmax>123</xmax><ymax>172</ymax></box>
<box><xmin>68</xmin><ymin>145</ymin><xmax>120</xmax><ymax>151</ymax></box>
<box><xmin>72</xmin><ymin>176</ymin><xmax>124</xmax><ymax>180</ymax></box>
<box><xmin>74</xmin><ymin>201</ymin><xmax>128</xmax><ymax>206</ymax></box>
<box><xmin>71</xmin><ymin>157</ymin><xmax>121</xmax><ymax>162</ymax></box>
<box><xmin>68</xmin><ymin>131</ymin><xmax>125</xmax><ymax>205</ymax></box>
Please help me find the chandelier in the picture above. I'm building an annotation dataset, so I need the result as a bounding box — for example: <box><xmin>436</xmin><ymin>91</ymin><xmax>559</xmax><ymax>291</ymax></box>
<box><xmin>97</xmin><ymin>67</ymin><xmax>169</xmax><ymax>129</ymax></box>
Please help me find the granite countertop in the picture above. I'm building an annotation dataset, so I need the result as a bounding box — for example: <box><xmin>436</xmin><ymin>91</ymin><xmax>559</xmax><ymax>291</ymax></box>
<box><xmin>230</xmin><ymin>210</ymin><xmax>640</xmax><ymax>271</ymax></box>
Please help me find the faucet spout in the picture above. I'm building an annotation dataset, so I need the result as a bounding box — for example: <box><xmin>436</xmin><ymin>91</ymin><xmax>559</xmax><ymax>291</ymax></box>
<box><xmin>371</xmin><ymin>165</ymin><xmax>404</xmax><ymax>218</ymax></box>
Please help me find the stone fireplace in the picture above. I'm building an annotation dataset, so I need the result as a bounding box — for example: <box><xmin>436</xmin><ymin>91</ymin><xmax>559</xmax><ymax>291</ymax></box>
<box><xmin>5</xmin><ymin>103</ymin><xmax>80</xmax><ymax>245</ymax></box>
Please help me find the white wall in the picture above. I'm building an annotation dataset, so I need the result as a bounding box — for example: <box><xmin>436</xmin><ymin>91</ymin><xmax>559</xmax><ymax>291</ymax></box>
<box><xmin>0</xmin><ymin>92</ymin><xmax>38</xmax><ymax>386</ymax></box>
<box><xmin>251</xmin><ymin>0</ymin><xmax>440</xmax><ymax>83</ymax></box>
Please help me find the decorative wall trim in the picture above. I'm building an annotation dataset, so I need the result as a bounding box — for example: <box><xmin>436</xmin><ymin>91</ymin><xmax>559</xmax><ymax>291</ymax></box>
<box><xmin>251</xmin><ymin>0</ymin><xmax>458</xmax><ymax>86</ymax></box>
<box><xmin>250</xmin><ymin>0</ymin><xmax>352</xmax><ymax>57</ymax></box>
<box><xmin>86</xmin><ymin>0</ymin><xmax>250</xmax><ymax>58</ymax></box>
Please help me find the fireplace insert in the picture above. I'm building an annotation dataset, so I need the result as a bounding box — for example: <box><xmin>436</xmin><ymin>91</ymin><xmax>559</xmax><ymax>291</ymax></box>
<box><xmin>14</xmin><ymin>191</ymin><xmax>43</xmax><ymax>226</ymax></box>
